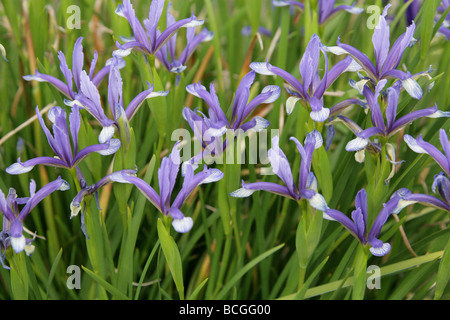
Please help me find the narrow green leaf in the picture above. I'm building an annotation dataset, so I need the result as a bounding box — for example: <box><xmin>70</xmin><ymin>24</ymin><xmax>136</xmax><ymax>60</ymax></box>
<box><xmin>82</xmin><ymin>266</ymin><xmax>130</xmax><ymax>300</ymax></box>
<box><xmin>434</xmin><ymin>235</ymin><xmax>450</xmax><ymax>300</ymax></box>
<box><xmin>157</xmin><ymin>218</ymin><xmax>185</xmax><ymax>300</ymax></box>
<box><xmin>46</xmin><ymin>248</ymin><xmax>63</xmax><ymax>299</ymax></box>
<box><xmin>188</xmin><ymin>278</ymin><xmax>209</xmax><ymax>300</ymax></box>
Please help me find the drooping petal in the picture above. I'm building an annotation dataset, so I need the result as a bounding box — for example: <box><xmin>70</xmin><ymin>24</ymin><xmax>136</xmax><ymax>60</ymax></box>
<box><xmin>336</xmin><ymin>36</ymin><xmax>377</xmax><ymax>80</ymax></box>
<box><xmin>23</xmin><ymin>71</ymin><xmax>72</xmax><ymax>98</ymax></box>
<box><xmin>125</xmin><ymin>82</ymin><xmax>169</xmax><ymax>121</ymax></box>
<box><xmin>404</xmin><ymin>134</ymin><xmax>450</xmax><ymax>175</ymax></box>
<box><xmin>229</xmin><ymin>181</ymin><xmax>295</xmax><ymax>199</ymax></box>
<box><xmin>152</xmin><ymin>15</ymin><xmax>204</xmax><ymax>54</ymax></box>
<box><xmin>324</xmin><ymin>208</ymin><xmax>361</xmax><ymax>241</ymax></box>
<box><xmin>18</xmin><ymin>177</ymin><xmax>70</xmax><ymax>221</ymax></box>
<box><xmin>6</xmin><ymin>156</ymin><xmax>69</xmax><ymax>174</ymax></box>
<box><xmin>385</xmin><ymin>86</ymin><xmax>400</xmax><ymax>132</ymax></box>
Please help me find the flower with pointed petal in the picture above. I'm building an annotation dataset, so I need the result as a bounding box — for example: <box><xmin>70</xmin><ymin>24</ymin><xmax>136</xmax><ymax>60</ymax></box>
<box><xmin>6</xmin><ymin>105</ymin><xmax>121</xmax><ymax>175</ymax></box>
<box><xmin>182</xmin><ymin>71</ymin><xmax>280</xmax><ymax>167</ymax></box>
<box><xmin>156</xmin><ymin>3</ymin><xmax>214</xmax><ymax>74</ymax></box>
<box><xmin>402</xmin><ymin>129</ymin><xmax>450</xmax><ymax>211</ymax></box>
<box><xmin>324</xmin><ymin>4</ymin><xmax>430</xmax><ymax>99</ymax></box>
<box><xmin>273</xmin><ymin>0</ymin><xmax>363</xmax><ymax>25</ymax></box>
<box><xmin>325</xmin><ymin>188</ymin><xmax>415</xmax><ymax>256</ymax></box>
<box><xmin>339</xmin><ymin>82</ymin><xmax>449</xmax><ymax>153</ymax></box>
<box><xmin>66</xmin><ymin>57</ymin><xmax>169</xmax><ymax>143</ymax></box>
<box><xmin>0</xmin><ymin>177</ymin><xmax>69</xmax><ymax>255</ymax></box>
<box><xmin>114</xmin><ymin>0</ymin><xmax>204</xmax><ymax>60</ymax></box>
<box><xmin>71</xmin><ymin>142</ymin><xmax>224</xmax><ymax>234</ymax></box>
<box><xmin>230</xmin><ymin>132</ymin><xmax>328</xmax><ymax>212</ymax></box>
<box><xmin>251</xmin><ymin>34</ymin><xmax>361</xmax><ymax>122</ymax></box>
<box><xmin>23</xmin><ymin>37</ymin><xmax>118</xmax><ymax>100</ymax></box>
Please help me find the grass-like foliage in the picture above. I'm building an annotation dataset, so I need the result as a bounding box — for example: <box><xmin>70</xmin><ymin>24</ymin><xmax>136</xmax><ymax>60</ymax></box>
<box><xmin>0</xmin><ymin>0</ymin><xmax>449</xmax><ymax>301</ymax></box>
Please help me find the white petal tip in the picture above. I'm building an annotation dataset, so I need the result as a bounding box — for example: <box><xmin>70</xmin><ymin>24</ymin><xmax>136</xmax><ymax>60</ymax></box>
<box><xmin>370</xmin><ymin>243</ymin><xmax>391</xmax><ymax>256</ymax></box>
<box><xmin>11</xmin><ymin>236</ymin><xmax>26</xmax><ymax>254</ymax></box>
<box><xmin>23</xmin><ymin>74</ymin><xmax>45</xmax><ymax>82</ymax></box>
<box><xmin>310</xmin><ymin>108</ymin><xmax>330</xmax><ymax>122</ymax></box>
<box><xmin>229</xmin><ymin>188</ymin><xmax>256</xmax><ymax>198</ymax></box>
<box><xmin>99</xmin><ymin>125</ymin><xmax>116</xmax><ymax>144</ymax></box>
<box><xmin>249</xmin><ymin>62</ymin><xmax>275</xmax><ymax>76</ymax></box>
<box><xmin>345</xmin><ymin>137</ymin><xmax>368</xmax><ymax>152</ymax></box>
<box><xmin>70</xmin><ymin>202</ymin><xmax>82</xmax><ymax>218</ymax></box>
<box><xmin>308</xmin><ymin>193</ymin><xmax>329</xmax><ymax>212</ymax></box>
<box><xmin>172</xmin><ymin>217</ymin><xmax>193</xmax><ymax>233</ymax></box>
<box><xmin>97</xmin><ymin>138</ymin><xmax>121</xmax><ymax>156</ymax></box>
<box><xmin>6</xmin><ymin>162</ymin><xmax>34</xmax><ymax>175</ymax></box>
<box><xmin>58</xmin><ymin>180</ymin><xmax>71</xmax><ymax>191</ymax></box>
<box><xmin>261</xmin><ymin>85</ymin><xmax>281</xmax><ymax>104</ymax></box>
<box><xmin>170</xmin><ymin>65</ymin><xmax>187</xmax><ymax>73</ymax></box>
<box><xmin>403</xmin><ymin>135</ymin><xmax>427</xmax><ymax>154</ymax></box>
<box><xmin>201</xmin><ymin>169</ymin><xmax>224</xmax><ymax>184</ymax></box>
<box><xmin>402</xmin><ymin>78</ymin><xmax>423</xmax><ymax>100</ymax></box>
<box><xmin>183</xmin><ymin>19</ymin><xmax>204</xmax><ymax>28</ymax></box>
<box><xmin>249</xmin><ymin>116</ymin><xmax>270</xmax><ymax>132</ymax></box>
<box><xmin>286</xmin><ymin>96</ymin><xmax>301</xmax><ymax>115</ymax></box>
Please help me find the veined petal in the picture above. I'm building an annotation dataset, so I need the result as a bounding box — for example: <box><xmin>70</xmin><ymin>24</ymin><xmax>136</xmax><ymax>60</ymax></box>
<box><xmin>229</xmin><ymin>187</ymin><xmax>257</xmax><ymax>198</ymax></box>
<box><xmin>404</xmin><ymin>133</ymin><xmax>449</xmax><ymax>175</ymax></box>
<box><xmin>249</xmin><ymin>61</ymin><xmax>275</xmax><ymax>76</ymax></box>
<box><xmin>240</xmin><ymin>116</ymin><xmax>270</xmax><ymax>132</ymax></box>
<box><xmin>6</xmin><ymin>156</ymin><xmax>68</xmax><ymax>174</ymax></box>
<box><xmin>345</xmin><ymin>137</ymin><xmax>368</xmax><ymax>151</ymax></box>
<box><xmin>349</xmin><ymin>78</ymin><xmax>370</xmax><ymax>95</ymax></box>
<box><xmin>268</xmin><ymin>136</ymin><xmax>296</xmax><ymax>195</ymax></box>
<box><xmin>307</xmin><ymin>192</ymin><xmax>329</xmax><ymax>212</ymax></box>
<box><xmin>23</xmin><ymin>71</ymin><xmax>72</xmax><ymax>98</ymax></box>
<box><xmin>401</xmin><ymin>77</ymin><xmax>423</xmax><ymax>100</ymax></box>
<box><xmin>230</xmin><ymin>181</ymin><xmax>295</xmax><ymax>199</ymax></box>
<box><xmin>336</xmin><ymin>37</ymin><xmax>377</xmax><ymax>80</ymax></box>
<box><xmin>286</xmin><ymin>96</ymin><xmax>301</xmax><ymax>115</ymax></box>
<box><xmin>369</xmin><ymin>242</ymin><xmax>391</xmax><ymax>257</ymax></box>
<box><xmin>99</xmin><ymin>125</ymin><xmax>116</xmax><ymax>144</ymax></box>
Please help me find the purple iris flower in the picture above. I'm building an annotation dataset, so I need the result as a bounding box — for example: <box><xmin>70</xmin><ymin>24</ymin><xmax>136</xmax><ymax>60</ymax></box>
<box><xmin>23</xmin><ymin>37</ymin><xmax>116</xmax><ymax>100</ymax></box>
<box><xmin>0</xmin><ymin>177</ymin><xmax>69</xmax><ymax>256</ymax></box>
<box><xmin>156</xmin><ymin>3</ymin><xmax>214</xmax><ymax>74</ymax></box>
<box><xmin>6</xmin><ymin>105</ymin><xmax>121</xmax><ymax>175</ymax></box>
<box><xmin>230</xmin><ymin>132</ymin><xmax>328</xmax><ymax>212</ymax></box>
<box><xmin>324</xmin><ymin>4</ymin><xmax>429</xmax><ymax>100</ymax></box>
<box><xmin>66</xmin><ymin>57</ymin><xmax>168</xmax><ymax>143</ymax></box>
<box><xmin>250</xmin><ymin>34</ymin><xmax>361</xmax><ymax>122</ymax></box>
<box><xmin>114</xmin><ymin>0</ymin><xmax>204</xmax><ymax>60</ymax></box>
<box><xmin>272</xmin><ymin>0</ymin><xmax>363</xmax><ymax>25</ymax></box>
<box><xmin>325</xmin><ymin>188</ymin><xmax>409</xmax><ymax>256</ymax></box>
<box><xmin>182</xmin><ymin>71</ymin><xmax>280</xmax><ymax>166</ymax></box>
<box><xmin>339</xmin><ymin>80</ymin><xmax>449</xmax><ymax>153</ymax></box>
<box><xmin>71</xmin><ymin>142</ymin><xmax>224</xmax><ymax>233</ymax></box>
<box><xmin>401</xmin><ymin>129</ymin><xmax>450</xmax><ymax>212</ymax></box>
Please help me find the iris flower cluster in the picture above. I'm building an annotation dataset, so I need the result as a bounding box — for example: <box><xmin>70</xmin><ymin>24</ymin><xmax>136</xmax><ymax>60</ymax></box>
<box><xmin>1</xmin><ymin>0</ymin><xmax>220</xmax><ymax>266</ymax></box>
<box><xmin>1</xmin><ymin>0</ymin><xmax>449</xmax><ymax>269</ymax></box>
